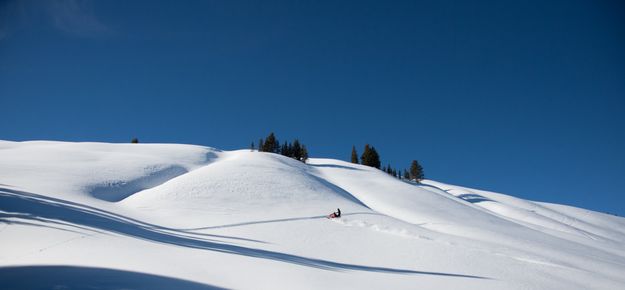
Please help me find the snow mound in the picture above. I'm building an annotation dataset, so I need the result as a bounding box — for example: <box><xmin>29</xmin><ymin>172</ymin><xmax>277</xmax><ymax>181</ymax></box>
<box><xmin>0</xmin><ymin>140</ymin><xmax>218</xmax><ymax>202</ymax></box>
<box><xmin>122</xmin><ymin>151</ymin><xmax>368</xmax><ymax>223</ymax></box>
<box><xmin>89</xmin><ymin>164</ymin><xmax>189</xmax><ymax>202</ymax></box>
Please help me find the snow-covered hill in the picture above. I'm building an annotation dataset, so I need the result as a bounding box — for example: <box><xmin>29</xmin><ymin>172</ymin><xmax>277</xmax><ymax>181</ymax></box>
<box><xmin>1</xmin><ymin>140</ymin><xmax>624</xmax><ymax>289</ymax></box>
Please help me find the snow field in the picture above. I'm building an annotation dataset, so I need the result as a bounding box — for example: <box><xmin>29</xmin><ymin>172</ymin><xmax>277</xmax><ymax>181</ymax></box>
<box><xmin>1</xmin><ymin>140</ymin><xmax>624</xmax><ymax>289</ymax></box>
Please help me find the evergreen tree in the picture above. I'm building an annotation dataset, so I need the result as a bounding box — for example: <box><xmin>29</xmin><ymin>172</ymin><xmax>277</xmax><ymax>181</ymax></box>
<box><xmin>410</xmin><ymin>160</ymin><xmax>425</xmax><ymax>182</ymax></box>
<box><xmin>292</xmin><ymin>139</ymin><xmax>302</xmax><ymax>160</ymax></box>
<box><xmin>262</xmin><ymin>132</ymin><xmax>279</xmax><ymax>153</ymax></box>
<box><xmin>280</xmin><ymin>141</ymin><xmax>288</xmax><ymax>156</ymax></box>
<box><xmin>300</xmin><ymin>145</ymin><xmax>308</xmax><ymax>163</ymax></box>
<box><xmin>403</xmin><ymin>169</ymin><xmax>410</xmax><ymax>180</ymax></box>
<box><xmin>360</xmin><ymin>144</ymin><xmax>370</xmax><ymax>166</ymax></box>
<box><xmin>360</xmin><ymin>144</ymin><xmax>381</xmax><ymax>169</ymax></box>
<box><xmin>251</xmin><ymin>142</ymin><xmax>255</xmax><ymax>152</ymax></box>
<box><xmin>255</xmin><ymin>133</ymin><xmax>309</xmax><ymax>162</ymax></box>
<box><xmin>351</xmin><ymin>146</ymin><xmax>359</xmax><ymax>164</ymax></box>
<box><xmin>131</xmin><ymin>138</ymin><xmax>139</xmax><ymax>144</ymax></box>
<box><xmin>370</xmin><ymin>146</ymin><xmax>381</xmax><ymax>169</ymax></box>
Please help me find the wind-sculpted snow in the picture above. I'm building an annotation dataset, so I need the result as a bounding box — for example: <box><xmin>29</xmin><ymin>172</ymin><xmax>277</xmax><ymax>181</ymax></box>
<box><xmin>88</xmin><ymin>165</ymin><xmax>188</xmax><ymax>202</ymax></box>
<box><xmin>0</xmin><ymin>140</ymin><xmax>218</xmax><ymax>201</ymax></box>
<box><xmin>1</xmin><ymin>140</ymin><xmax>624</xmax><ymax>290</ymax></box>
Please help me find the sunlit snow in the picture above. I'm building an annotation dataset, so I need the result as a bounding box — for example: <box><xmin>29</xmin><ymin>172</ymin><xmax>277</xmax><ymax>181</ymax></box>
<box><xmin>1</xmin><ymin>140</ymin><xmax>624</xmax><ymax>289</ymax></box>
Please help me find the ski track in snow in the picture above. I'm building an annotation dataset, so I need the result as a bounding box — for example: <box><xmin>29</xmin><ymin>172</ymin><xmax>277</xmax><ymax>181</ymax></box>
<box><xmin>330</xmin><ymin>217</ymin><xmax>573</xmax><ymax>270</ymax></box>
<box><xmin>331</xmin><ymin>217</ymin><xmax>434</xmax><ymax>241</ymax></box>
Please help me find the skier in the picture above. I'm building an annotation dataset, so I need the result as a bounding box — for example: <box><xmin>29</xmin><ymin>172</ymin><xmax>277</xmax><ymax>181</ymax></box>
<box><xmin>328</xmin><ymin>208</ymin><xmax>341</xmax><ymax>219</ymax></box>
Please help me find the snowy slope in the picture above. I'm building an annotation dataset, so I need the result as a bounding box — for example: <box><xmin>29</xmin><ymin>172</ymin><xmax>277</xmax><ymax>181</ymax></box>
<box><xmin>0</xmin><ymin>141</ymin><xmax>216</xmax><ymax>202</ymax></box>
<box><xmin>1</xmin><ymin>140</ymin><xmax>624</xmax><ymax>290</ymax></box>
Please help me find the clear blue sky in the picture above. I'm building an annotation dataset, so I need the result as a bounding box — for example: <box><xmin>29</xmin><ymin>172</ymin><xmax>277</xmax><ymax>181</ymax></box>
<box><xmin>1</xmin><ymin>0</ymin><xmax>624</xmax><ymax>215</ymax></box>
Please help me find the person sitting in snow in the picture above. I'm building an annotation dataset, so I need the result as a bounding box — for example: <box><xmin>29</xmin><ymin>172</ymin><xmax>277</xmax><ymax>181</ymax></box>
<box><xmin>328</xmin><ymin>208</ymin><xmax>341</xmax><ymax>219</ymax></box>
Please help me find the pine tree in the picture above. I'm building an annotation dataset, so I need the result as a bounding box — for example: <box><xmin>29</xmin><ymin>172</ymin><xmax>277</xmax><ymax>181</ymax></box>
<box><xmin>360</xmin><ymin>144</ymin><xmax>381</xmax><ymax>169</ymax></box>
<box><xmin>300</xmin><ymin>145</ymin><xmax>308</xmax><ymax>163</ymax></box>
<box><xmin>410</xmin><ymin>160</ymin><xmax>425</xmax><ymax>182</ymax></box>
<box><xmin>292</xmin><ymin>139</ymin><xmax>302</xmax><ymax>160</ymax></box>
<box><xmin>131</xmin><ymin>138</ymin><xmax>139</xmax><ymax>144</ymax></box>
<box><xmin>262</xmin><ymin>133</ymin><xmax>279</xmax><ymax>153</ymax></box>
<box><xmin>370</xmin><ymin>146</ymin><xmax>381</xmax><ymax>169</ymax></box>
<box><xmin>255</xmin><ymin>133</ymin><xmax>310</xmax><ymax>162</ymax></box>
<box><xmin>280</xmin><ymin>141</ymin><xmax>288</xmax><ymax>156</ymax></box>
<box><xmin>360</xmin><ymin>144</ymin><xmax>370</xmax><ymax>166</ymax></box>
<box><xmin>403</xmin><ymin>169</ymin><xmax>409</xmax><ymax>180</ymax></box>
<box><xmin>251</xmin><ymin>142</ymin><xmax>255</xmax><ymax>152</ymax></box>
<box><xmin>351</xmin><ymin>146</ymin><xmax>359</xmax><ymax>164</ymax></box>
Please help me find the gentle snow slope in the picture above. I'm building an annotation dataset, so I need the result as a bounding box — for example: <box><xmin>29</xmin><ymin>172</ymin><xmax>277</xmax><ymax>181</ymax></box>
<box><xmin>1</xmin><ymin>140</ymin><xmax>624</xmax><ymax>290</ymax></box>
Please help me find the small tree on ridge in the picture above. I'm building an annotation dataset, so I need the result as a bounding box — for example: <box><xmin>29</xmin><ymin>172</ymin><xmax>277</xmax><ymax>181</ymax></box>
<box><xmin>351</xmin><ymin>146</ymin><xmax>359</xmax><ymax>164</ymax></box>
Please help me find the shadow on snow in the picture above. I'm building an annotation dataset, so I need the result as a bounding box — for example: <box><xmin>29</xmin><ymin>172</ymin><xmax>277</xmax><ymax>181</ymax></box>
<box><xmin>0</xmin><ymin>187</ymin><xmax>488</xmax><ymax>279</ymax></box>
<box><xmin>309</xmin><ymin>163</ymin><xmax>362</xmax><ymax>171</ymax></box>
<box><xmin>180</xmin><ymin>212</ymin><xmax>380</xmax><ymax>231</ymax></box>
<box><xmin>0</xmin><ymin>265</ymin><xmax>225</xmax><ymax>290</ymax></box>
<box><xmin>456</xmin><ymin>194</ymin><xmax>494</xmax><ymax>204</ymax></box>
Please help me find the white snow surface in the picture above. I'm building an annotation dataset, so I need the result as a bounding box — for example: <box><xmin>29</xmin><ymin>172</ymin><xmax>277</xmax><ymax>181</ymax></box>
<box><xmin>1</xmin><ymin>140</ymin><xmax>624</xmax><ymax>290</ymax></box>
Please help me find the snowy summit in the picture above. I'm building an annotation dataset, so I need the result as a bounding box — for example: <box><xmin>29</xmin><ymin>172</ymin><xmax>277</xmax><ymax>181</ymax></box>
<box><xmin>1</xmin><ymin>140</ymin><xmax>624</xmax><ymax>289</ymax></box>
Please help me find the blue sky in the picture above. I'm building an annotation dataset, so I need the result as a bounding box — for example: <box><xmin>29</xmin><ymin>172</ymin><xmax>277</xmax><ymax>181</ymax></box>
<box><xmin>1</xmin><ymin>0</ymin><xmax>624</xmax><ymax>215</ymax></box>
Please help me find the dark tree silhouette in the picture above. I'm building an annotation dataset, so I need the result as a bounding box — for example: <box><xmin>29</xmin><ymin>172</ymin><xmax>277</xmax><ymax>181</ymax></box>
<box><xmin>360</xmin><ymin>144</ymin><xmax>381</xmax><ymax>169</ymax></box>
<box><xmin>410</xmin><ymin>160</ymin><xmax>425</xmax><ymax>182</ymax></box>
<box><xmin>292</xmin><ymin>139</ymin><xmax>302</xmax><ymax>161</ymax></box>
<box><xmin>255</xmin><ymin>133</ymin><xmax>308</xmax><ymax>163</ymax></box>
<box><xmin>351</xmin><ymin>146</ymin><xmax>359</xmax><ymax>164</ymax></box>
<box><xmin>300</xmin><ymin>145</ymin><xmax>308</xmax><ymax>163</ymax></box>
<box><xmin>262</xmin><ymin>133</ymin><xmax>279</xmax><ymax>153</ymax></box>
